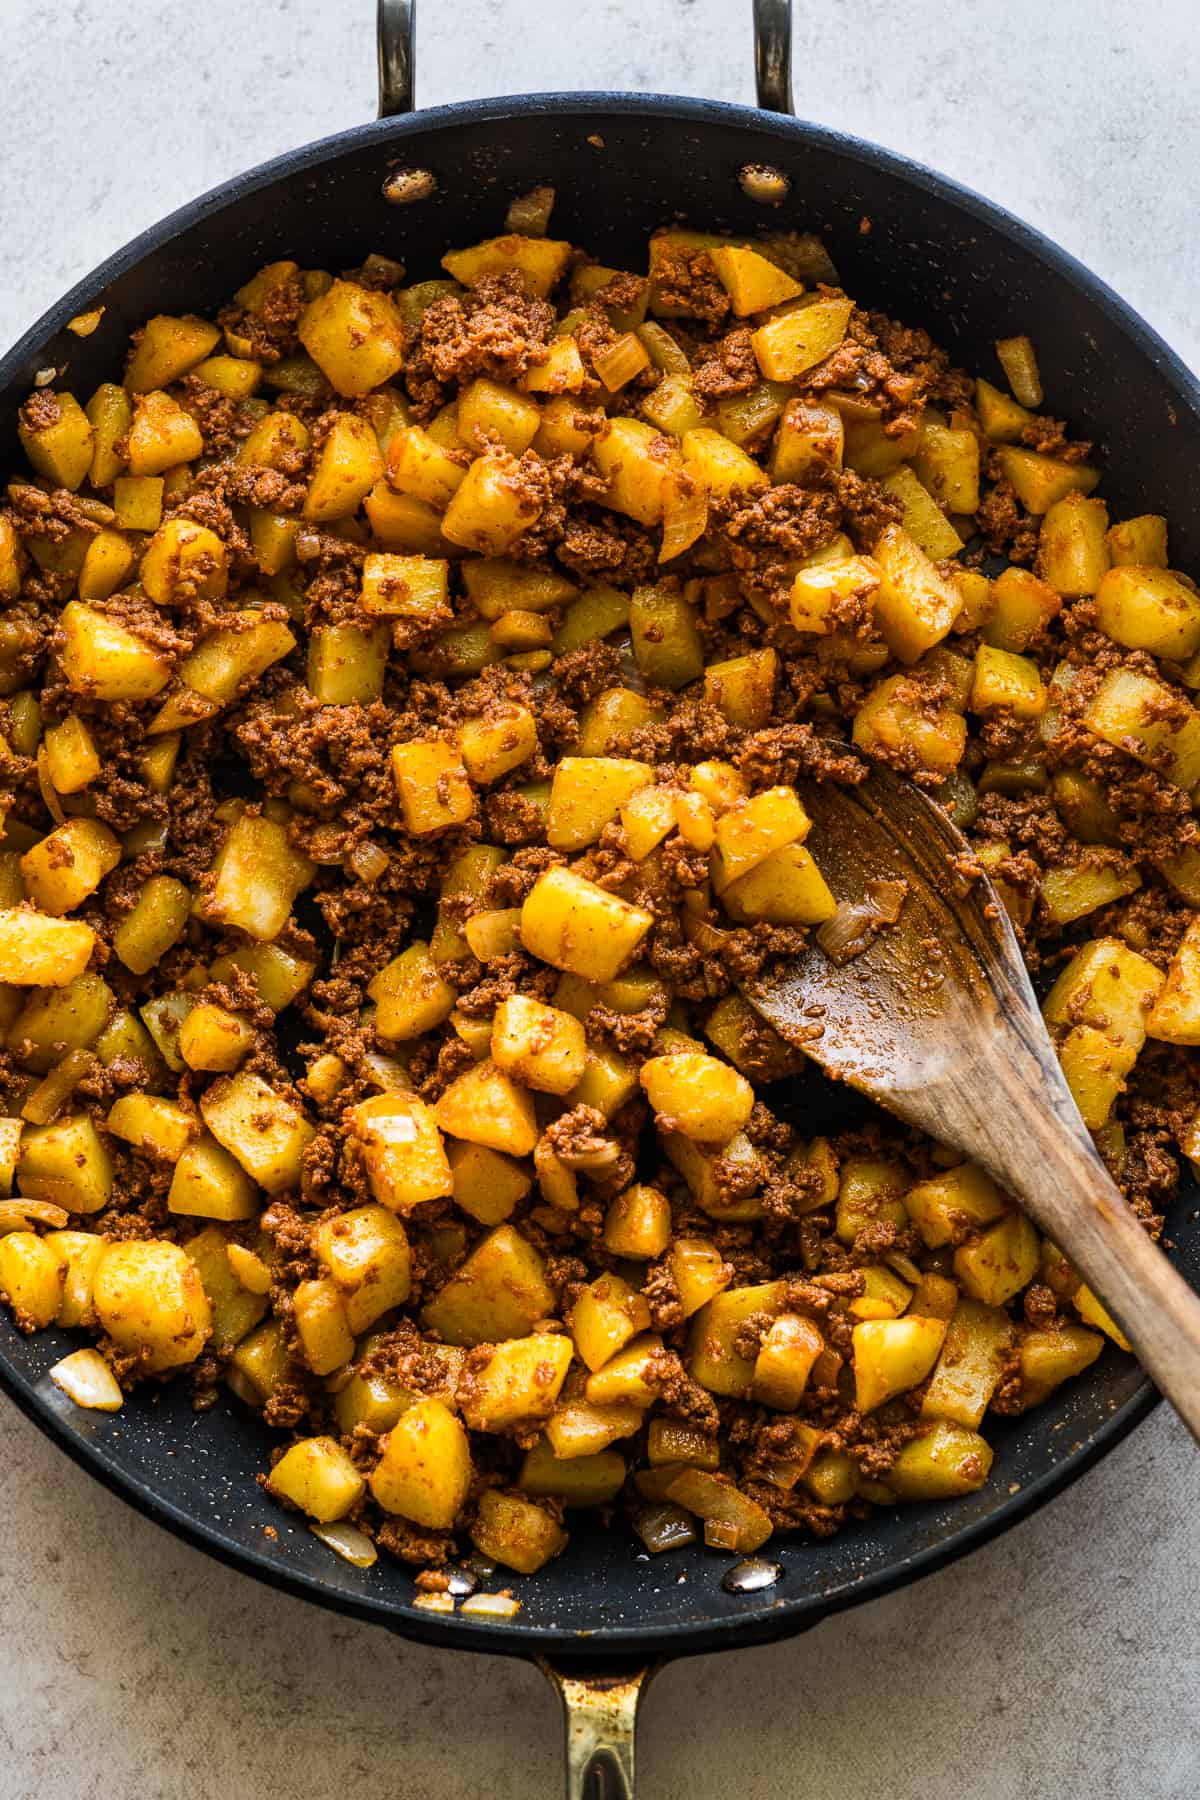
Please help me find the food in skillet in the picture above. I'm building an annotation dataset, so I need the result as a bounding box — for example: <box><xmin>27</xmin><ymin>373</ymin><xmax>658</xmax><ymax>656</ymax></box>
<box><xmin>1</xmin><ymin>211</ymin><xmax>1198</xmax><ymax>1593</ymax></box>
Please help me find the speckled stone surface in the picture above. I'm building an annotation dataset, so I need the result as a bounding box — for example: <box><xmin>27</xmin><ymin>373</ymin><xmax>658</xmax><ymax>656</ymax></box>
<box><xmin>1</xmin><ymin>2</ymin><xmax>1198</xmax><ymax>1795</ymax></box>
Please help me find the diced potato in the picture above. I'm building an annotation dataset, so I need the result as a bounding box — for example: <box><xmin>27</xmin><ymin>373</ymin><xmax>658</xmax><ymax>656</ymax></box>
<box><xmin>470</xmin><ymin>1485</ymin><xmax>568</xmax><ymax>1575</ymax></box>
<box><xmin>920</xmin><ymin>1299</ymin><xmax>1013</xmax><ymax>1428</ymax></box>
<box><xmin>369</xmin><ymin>942</ymin><xmax>456</xmax><ymax>1042</ymax></box>
<box><xmin>853</xmin><ymin>675</ymin><xmax>968</xmax><ymax>774</ymax></box>
<box><xmin>168</xmin><ymin>1132</ymin><xmax>259</xmax><ymax>1221</ymax></box>
<box><xmin>836</xmin><ymin>1157</ymin><xmax>908</xmax><ymax>1245</ymax></box>
<box><xmin>268</xmin><ymin>1435</ymin><xmax>365</xmax><ymax>1523</ymax></box>
<box><xmin>704</xmin><ymin>648</ymin><xmax>777</xmax><ymax>729</ymax></box>
<box><xmin>850</xmin><ymin>1264</ymin><xmax>914</xmax><ymax>1321</ymax></box>
<box><xmin>571</xmin><ymin>1274</ymin><xmax>651</xmax><ymax>1373</ymax></box>
<box><xmin>1038</xmin><ymin>493</ymin><xmax>1110</xmax><ymax>597</ymax></box>
<box><xmin>620</xmin><ymin>784</ymin><xmax>678</xmax><ymax>861</ymax></box>
<box><xmin>547</xmin><ymin>755</ymin><xmax>652</xmax><ymax>851</ymax></box>
<box><xmin>680</xmin><ymin>427</ymin><xmax>767</xmax><ymax>499</ymax></box>
<box><xmin>431</xmin><ymin>1058</ymin><xmax>537</xmax><ymax>1157</ymax></box>
<box><xmin>369</xmin><ymin>1398</ymin><xmax>473</xmax><ymax>1527</ymax></box>
<box><xmin>576</xmin><ymin>684</ymin><xmax>663</xmax><ymax>754</ymax></box>
<box><xmin>391</xmin><ymin>738</ymin><xmax>476</xmax><ymax>836</ymax></box>
<box><xmin>314</xmin><ymin>1204</ymin><xmax>411</xmax><ymax>1333</ymax></box>
<box><xmin>852</xmin><ymin>1315</ymin><xmax>947</xmax><ymax>1412</ymax></box>
<box><xmin>790</xmin><ymin>555</ymin><xmax>880</xmax><ymax>634</ymax></box>
<box><xmin>584</xmin><ymin>1333</ymin><xmax>664</xmax><ymax>1407</ymax></box>
<box><xmin>592</xmin><ymin>417</ymin><xmax>679</xmax><ymax>526</ymax></box>
<box><xmin>708</xmin><ymin>244</ymin><xmax>804</xmax><ymax>315</ymax></box>
<box><xmin>771</xmin><ymin>397</ymin><xmax>844</xmax><ymax>482</ymax></box>
<box><xmin>603</xmin><ymin>1184</ymin><xmax>672</xmax><ymax>1260</ymax></box>
<box><xmin>18</xmin><ymin>1114</ymin><xmax>113</xmax><ymax>1214</ymax></box>
<box><xmin>0</xmin><ymin>1231</ymin><xmax>64</xmax><ymax>1328</ymax></box>
<box><xmin>461</xmin><ymin>1332</ymin><xmax>574</xmax><ymax>1431</ymax></box>
<box><xmin>886</xmin><ymin>1422</ymin><xmax>993</xmax><ymax>1499</ymax></box>
<box><xmin>913</xmin><ymin>420</ymin><xmax>981</xmax><ymax>514</ymax></box>
<box><xmin>458</xmin><ymin>378</ymin><xmax>542</xmax><ymax>454</ymax></box>
<box><xmin>710</xmin><ymin>787</ymin><xmax>809</xmax><ymax>890</ymax></box>
<box><xmin>463</xmin><ymin>908</ymin><xmax>522</xmax><ymax>963</ymax></box>
<box><xmin>881</xmin><ymin>465</ymin><xmax>964</xmax><ymax>560</ymax></box>
<box><xmin>639</xmin><ymin>1050</ymin><xmax>753</xmax><ymax>1143</ymax></box>
<box><xmin>200</xmin><ymin>1071</ymin><xmax>314</xmax><ymax>1195</ymax></box>
<box><xmin>753</xmin><ymin>1314</ymin><xmax>824</xmax><ymax>1409</ymax></box>
<box><xmin>953</xmin><ymin>1212</ymin><xmax>1039</xmax><ymax>1306</ymax></box>
<box><xmin>199</xmin><ymin>812</ymin><xmax>314</xmax><ymax>942</ymax></box>
<box><xmin>628</xmin><ymin>582</ymin><xmax>705</xmax><ymax>689</ymax></box>
<box><xmin>664</xmin><ymin>1130</ymin><xmax>765</xmax><ymax>1223</ymax></box>
<box><xmin>385</xmin><ymin>426</ymin><xmax>467</xmax><ymax>510</ymax></box>
<box><xmin>751</xmin><ymin>297</ymin><xmax>853</xmax><ymax>381</ymax></box>
<box><xmin>1056</xmin><ymin>1024</ymin><xmax>1136</xmax><ymax>1129</ymax></box>
<box><xmin>441</xmin><ymin>451</ymin><xmax>542</xmax><ymax>554</ymax></box>
<box><xmin>44</xmin><ymin>1228</ymin><xmax>103</xmax><ymax>1328</ymax></box>
<box><xmin>871</xmin><ymin>525</ymin><xmax>962</xmax><ymax>663</ymax></box>
<box><xmin>110</xmin><ymin>875</ymin><xmax>190</xmax><ymax>975</ymax></box>
<box><xmin>304</xmin><ymin>412</ymin><xmax>384</xmax><ymax>522</ymax></box>
<box><xmin>307</xmin><ymin>622</ymin><xmax>389</xmax><ymax>704</ymax></box>
<box><xmin>1040</xmin><ymin>860</ymin><xmax>1140</xmax><ymax>925</ymax></box>
<box><xmin>983</xmin><ymin>567</ymin><xmax>1062</xmax><ymax>654</ymax></box>
<box><xmin>0</xmin><ymin>910</ymin><xmax>95</xmax><ymax>988</ymax></box>
<box><xmin>719</xmin><ymin>843</ymin><xmax>837</xmax><ymax>925</ymax></box>
<box><xmin>208</xmin><ymin>941</ymin><xmax>315</xmax><ymax>1012</ymax></box>
<box><xmin>490</xmin><ymin>994</ymin><xmax>587</xmax><ymax>1096</ymax></box>
<box><xmin>347</xmin><ymin>1092</ymin><xmax>453</xmax><ymax>1211</ymax></box>
<box><xmin>126</xmin><ymin>388</ymin><xmax>204</xmax><ymax>474</ymax></box>
<box><xmin>42</xmin><ymin>715</ymin><xmax>99</xmax><ymax>796</ymax></box>
<box><xmin>297</xmin><ymin>279</ymin><xmax>405</xmax><ymax>395</ymax></box>
<box><xmin>519</xmin><ymin>1440</ymin><xmax>626</xmax><ymax>1507</ymax></box>
<box><xmin>422</xmin><ymin>1224</ymin><xmax>554</xmax><ymax>1347</ymax></box>
<box><xmin>970</xmin><ymin>644</ymin><xmax>1047</xmax><ymax>720</ymax></box>
<box><xmin>78</xmin><ymin>529</ymin><xmax>136</xmax><ymax>603</ymax></box>
<box><xmin>1018</xmin><ymin>1323</ymin><xmax>1104</xmax><ymax>1408</ymax></box>
<box><xmin>107</xmin><ymin>1093</ymin><xmax>197</xmax><ymax>1163</ymax></box>
<box><xmin>642</xmin><ymin>373</ymin><xmax>705</xmax><ymax>438</ymax></box>
<box><xmin>545</xmin><ymin>1396</ymin><xmax>644</xmax><ymax>1459</ymax></box>
<box><xmin>458</xmin><ymin>703</ymin><xmax>538</xmax><ymax>783</ymax></box>
<box><xmin>1094</xmin><ymin>564</ymin><xmax>1200</xmax><ymax>659</ymax></box>
<box><xmin>177</xmin><ymin>1003</ymin><xmax>255</xmax><ymax>1074</ymax></box>
<box><xmin>229</xmin><ymin>1318</ymin><xmax>292</xmax><ymax>1405</ymax></box>
<box><xmin>20</xmin><ymin>820</ymin><xmax>120</xmax><ymax>918</ymax></box>
<box><xmin>664</xmin><ymin>1467</ymin><xmax>773</xmax><ymax>1553</ymax></box>
<box><xmin>1106</xmin><ymin>515</ymin><xmax>1168</xmax><ymax>568</ymax></box>
<box><xmin>1082</xmin><ymin>667</ymin><xmax>1200</xmax><ymax>790</ymax></box>
<box><xmin>442</xmin><ymin>234</ymin><xmax>572</xmax><ymax>298</ymax></box>
<box><xmin>688</xmin><ymin>1282</ymin><xmax>785</xmax><ymax>1398</ymax></box>
<box><xmin>92</xmin><ymin>1240</ymin><xmax>211</xmax><ymax>1371</ymax></box>
<box><xmin>59</xmin><ymin>601</ymin><xmax>172</xmax><ymax>702</ymax></box>
<box><xmin>521</xmin><ymin>335</ymin><xmax>586</xmax><ymax>395</ymax></box>
<box><xmin>520</xmin><ymin>866</ymin><xmax>653</xmax><ymax>982</ymax></box>
<box><xmin>140</xmin><ymin>516</ymin><xmax>228</xmax><ymax>606</ymax></box>
<box><xmin>1073</xmin><ymin>1282</ymin><xmax>1132</xmax><ymax>1352</ymax></box>
<box><xmin>1042</xmin><ymin>938</ymin><xmax>1163</xmax><ymax>1050</ymax></box>
<box><xmin>994</xmin><ymin>446</ymin><xmax>1099</xmax><ymax>514</ymax></box>
<box><xmin>448</xmin><ymin>1139</ymin><xmax>531</xmax><ymax>1225</ymax></box>
<box><xmin>1146</xmin><ymin>917</ymin><xmax>1200</xmax><ymax>1044</ymax></box>
<box><xmin>293</xmin><ymin>1278</ymin><xmax>354</xmax><ymax>1375</ymax></box>
<box><xmin>903</xmin><ymin>1162</ymin><xmax>1008</xmax><ymax>1248</ymax></box>
<box><xmin>18</xmin><ymin>391</ymin><xmax>94</xmax><ymax>490</ymax></box>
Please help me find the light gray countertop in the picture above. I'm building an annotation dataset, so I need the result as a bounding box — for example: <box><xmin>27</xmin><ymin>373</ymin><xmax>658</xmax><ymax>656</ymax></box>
<box><xmin>1</xmin><ymin>2</ymin><xmax>1198</xmax><ymax>1795</ymax></box>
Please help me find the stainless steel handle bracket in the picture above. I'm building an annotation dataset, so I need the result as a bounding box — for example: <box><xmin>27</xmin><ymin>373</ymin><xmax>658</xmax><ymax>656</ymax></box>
<box><xmin>754</xmin><ymin>0</ymin><xmax>795</xmax><ymax>112</ymax></box>
<box><xmin>378</xmin><ymin>0</ymin><xmax>416</xmax><ymax>116</ymax></box>
<box><xmin>540</xmin><ymin>1662</ymin><xmax>655</xmax><ymax>1800</ymax></box>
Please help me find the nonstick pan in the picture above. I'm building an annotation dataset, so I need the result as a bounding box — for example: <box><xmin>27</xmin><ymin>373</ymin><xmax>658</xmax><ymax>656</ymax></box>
<box><xmin>2</xmin><ymin>3</ymin><xmax>1199</xmax><ymax>1793</ymax></box>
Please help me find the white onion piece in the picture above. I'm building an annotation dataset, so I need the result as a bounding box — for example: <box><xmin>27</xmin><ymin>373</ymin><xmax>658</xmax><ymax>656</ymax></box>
<box><xmin>460</xmin><ymin>1592</ymin><xmax>521</xmax><ymax>1620</ymax></box>
<box><xmin>412</xmin><ymin>1591</ymin><xmax>454</xmax><ymax>1613</ymax></box>
<box><xmin>310</xmin><ymin>1521</ymin><xmax>377</xmax><ymax>1568</ymax></box>
<box><xmin>50</xmin><ymin>1349</ymin><xmax>123</xmax><ymax>1412</ymax></box>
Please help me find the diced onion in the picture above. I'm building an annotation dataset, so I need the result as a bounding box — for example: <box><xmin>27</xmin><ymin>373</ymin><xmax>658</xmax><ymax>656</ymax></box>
<box><xmin>815</xmin><ymin>903</ymin><xmax>878</xmax><ymax>965</ymax></box>
<box><xmin>50</xmin><ymin>1349</ymin><xmax>123</xmax><ymax>1412</ymax></box>
<box><xmin>504</xmin><ymin>185</ymin><xmax>556</xmax><ymax>237</ymax></box>
<box><xmin>67</xmin><ymin>307</ymin><xmax>105</xmax><ymax>338</ymax></box>
<box><xmin>348</xmin><ymin>840</ymin><xmax>389</xmax><ymax>884</ymax></box>
<box><xmin>594</xmin><ymin>332</ymin><xmax>651</xmax><ymax>393</ymax></box>
<box><xmin>637</xmin><ymin>321</ymin><xmax>690</xmax><ymax>375</ymax></box>
<box><xmin>460</xmin><ymin>1592</ymin><xmax>522</xmax><ymax>1620</ymax></box>
<box><xmin>310</xmin><ymin>1521</ymin><xmax>378</xmax><ymax>1568</ymax></box>
<box><xmin>659</xmin><ymin>473</ymin><xmax>708</xmax><ymax>564</ymax></box>
<box><xmin>0</xmin><ymin>1199</ymin><xmax>68</xmax><ymax>1235</ymax></box>
<box><xmin>683</xmin><ymin>913</ymin><xmax>733</xmax><ymax>955</ymax></box>
<box><xmin>632</xmin><ymin>1502</ymin><xmax>698</xmax><ymax>1554</ymax></box>
<box><xmin>995</xmin><ymin>334</ymin><xmax>1043</xmax><ymax>409</ymax></box>
<box><xmin>412</xmin><ymin>1590</ymin><xmax>454</xmax><ymax>1613</ymax></box>
<box><xmin>865</xmin><ymin>878</ymin><xmax>908</xmax><ymax>924</ymax></box>
<box><xmin>361</xmin><ymin>1053</ymin><xmax>413</xmax><ymax>1093</ymax></box>
<box><xmin>36</xmin><ymin>747</ymin><xmax>66</xmax><ymax>825</ymax></box>
<box><xmin>22</xmin><ymin>1048</ymin><xmax>98</xmax><ymax>1126</ymax></box>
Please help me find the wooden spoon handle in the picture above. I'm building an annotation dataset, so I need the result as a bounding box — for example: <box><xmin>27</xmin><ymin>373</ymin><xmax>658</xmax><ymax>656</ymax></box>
<box><xmin>1002</xmin><ymin>1123</ymin><xmax>1200</xmax><ymax>1445</ymax></box>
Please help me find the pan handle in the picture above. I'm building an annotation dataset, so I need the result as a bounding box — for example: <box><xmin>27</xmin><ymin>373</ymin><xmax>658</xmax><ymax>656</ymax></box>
<box><xmin>376</xmin><ymin>0</ymin><xmax>796</xmax><ymax>117</ymax></box>
<box><xmin>539</xmin><ymin>1661</ymin><xmax>656</xmax><ymax>1800</ymax></box>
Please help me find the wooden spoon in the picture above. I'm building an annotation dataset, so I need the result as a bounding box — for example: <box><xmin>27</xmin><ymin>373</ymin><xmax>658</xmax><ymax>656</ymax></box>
<box><xmin>749</xmin><ymin>762</ymin><xmax>1200</xmax><ymax>1443</ymax></box>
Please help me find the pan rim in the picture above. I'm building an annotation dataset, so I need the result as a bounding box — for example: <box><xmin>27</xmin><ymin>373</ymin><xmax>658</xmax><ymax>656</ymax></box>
<box><xmin>0</xmin><ymin>87</ymin><xmax>1187</xmax><ymax>1662</ymax></box>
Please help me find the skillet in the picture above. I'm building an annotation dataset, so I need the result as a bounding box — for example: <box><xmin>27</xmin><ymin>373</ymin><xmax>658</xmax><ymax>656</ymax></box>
<box><xmin>1</xmin><ymin>3</ymin><xmax>1199</xmax><ymax>1791</ymax></box>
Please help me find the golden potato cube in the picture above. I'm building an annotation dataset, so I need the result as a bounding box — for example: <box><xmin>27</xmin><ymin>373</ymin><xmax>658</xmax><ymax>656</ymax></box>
<box><xmin>903</xmin><ymin>1162</ymin><xmax>1008</xmax><ymax>1248</ymax></box>
<box><xmin>1072</xmin><ymin>1283</ymin><xmax>1132</xmax><ymax>1352</ymax></box>
<box><xmin>710</xmin><ymin>786</ymin><xmax>809</xmax><ymax>891</ymax></box>
<box><xmin>751</xmin><ymin>296</ymin><xmax>853</xmax><ymax>381</ymax></box>
<box><xmin>0</xmin><ymin>518</ymin><xmax>21</xmax><ymax>601</ymax></box>
<box><xmin>920</xmin><ymin>1298</ymin><xmax>1013</xmax><ymax>1428</ymax></box>
<box><xmin>564</xmin><ymin>1044</ymin><xmax>639</xmax><ymax>1121</ymax></box>
<box><xmin>448</xmin><ymin>1139</ymin><xmax>531</xmax><ymax>1225</ymax></box>
<box><xmin>297</xmin><ymin>279</ymin><xmax>405</xmax><ymax>396</ymax></box>
<box><xmin>583</xmin><ymin>1333</ymin><xmax>664</xmax><ymax>1407</ymax></box>
<box><xmin>347</xmin><ymin>1092</ymin><xmax>453</xmax><ymax>1211</ymax></box>
<box><xmin>1094</xmin><ymin>564</ymin><xmax>1200</xmax><ymax>659</ymax></box>
<box><xmin>107</xmin><ymin>1094</ymin><xmax>197</xmax><ymax>1162</ymax></box>
<box><xmin>571</xmin><ymin>1274</ymin><xmax>651</xmax><ymax>1373</ymax></box>
<box><xmin>45</xmin><ymin>1228</ymin><xmax>104</xmax><ymax>1327</ymax></box>
<box><xmin>1146</xmin><ymin>917</ymin><xmax>1200</xmax><ymax>1044</ymax></box>
<box><xmin>680</xmin><ymin>426</ymin><xmax>767</xmax><ymax>499</ymax></box>
<box><xmin>576</xmin><ymin>683</ymin><xmax>663</xmax><ymax>753</ymax></box>
<box><xmin>303</xmin><ymin>412</ymin><xmax>384</xmax><ymax>522</ymax></box>
<box><xmin>1057</xmin><ymin>1024</ymin><xmax>1136</xmax><ymax>1128</ymax></box>
<box><xmin>111</xmin><ymin>875</ymin><xmax>191</xmax><ymax>976</ymax></box>
<box><xmin>983</xmin><ymin>567</ymin><xmax>1062</xmax><ymax>653</ymax></box>
<box><xmin>912</xmin><ymin>420</ymin><xmax>981</xmax><ymax>515</ymax></box>
<box><xmin>545</xmin><ymin>1399</ymin><xmax>644</xmax><ymax>1460</ymax></box>
<box><xmin>592</xmin><ymin>417</ymin><xmax>679</xmax><ymax>526</ymax></box>
<box><xmin>200</xmin><ymin>812</ymin><xmax>314</xmax><ymax>942</ymax></box>
<box><xmin>20</xmin><ymin>820</ymin><xmax>120</xmax><ymax>918</ymax></box>
<box><xmin>93</xmin><ymin>1240</ymin><xmax>211</xmax><ymax>1371</ymax></box>
<box><xmin>871</xmin><ymin>524</ymin><xmax>962</xmax><ymax>663</ymax></box>
<box><xmin>42</xmin><ymin>714</ymin><xmax>101</xmax><ymax>795</ymax></box>
<box><xmin>771</xmin><ymin>396</ymin><xmax>844</xmax><ymax>483</ymax></box>
<box><xmin>18</xmin><ymin>391</ymin><xmax>94</xmax><ymax>490</ymax></box>
<box><xmin>77</xmin><ymin>528</ymin><xmax>136</xmax><ymax>603</ymax></box>
<box><xmin>708</xmin><ymin>244</ymin><xmax>803</xmax><ymax>315</ymax></box>
<box><xmin>602</xmin><ymin>1184</ymin><xmax>672</xmax><ymax>1260</ymax></box>
<box><xmin>789</xmin><ymin>554</ymin><xmax>882</xmax><ymax>636</ymax></box>
<box><xmin>443</xmin><ymin>232</ymin><xmax>571</xmax><ymax>296</ymax></box>
<box><xmin>168</xmin><ymin>1132</ymin><xmax>260</xmax><ymax>1221</ymax></box>
<box><xmin>458</xmin><ymin>703</ymin><xmax>538</xmax><ymax>785</ymax></box>
<box><xmin>666</xmin><ymin>1236</ymin><xmax>731</xmax><ymax>1319</ymax></box>
<box><xmin>1083</xmin><ymin>667</ymin><xmax>1200</xmax><ymax>789</ymax></box>
<box><xmin>994</xmin><ymin>446</ymin><xmax>1099</xmax><ymax>513</ymax></box>
<box><xmin>850</xmin><ymin>1263</ymin><xmax>914</xmax><ymax>1321</ymax></box>
<box><xmin>441</xmin><ymin>452</ymin><xmax>542</xmax><ymax>554</ymax></box>
<box><xmin>639</xmin><ymin>1050</ymin><xmax>753</xmax><ymax>1143</ymax></box>
<box><xmin>462</xmin><ymin>1333</ymin><xmax>574</xmax><ymax>1432</ymax></box>
<box><xmin>629</xmin><ymin>583</ymin><xmax>705</xmax><ymax>689</ymax></box>
<box><xmin>150</xmin><ymin>615</ymin><xmax>295</xmax><ymax>732</ymax></box>
<box><xmin>1018</xmin><ymin>1323</ymin><xmax>1104</xmax><ymax>1408</ymax></box>
<box><xmin>852</xmin><ymin>1315</ymin><xmax>948</xmax><ymax>1412</ymax></box>
<box><xmin>385</xmin><ymin>427</ymin><xmax>467</xmax><ymax>510</ymax></box>
<box><xmin>970</xmin><ymin>644</ymin><xmax>1047</xmax><ymax>720</ymax></box>
<box><xmin>664</xmin><ymin>1467</ymin><xmax>773</xmax><ymax>1554</ymax></box>
<box><xmin>370</xmin><ymin>1398</ymin><xmax>472</xmax><ymax>1527</ymax></box>
<box><xmin>305</xmin><ymin>623</ymin><xmax>390</xmax><ymax>708</ymax></box>
<box><xmin>703</xmin><ymin>648</ymin><xmax>777</xmax><ymax>730</ymax></box>
<box><xmin>753</xmin><ymin>1313</ymin><xmax>825</xmax><ymax>1410</ymax></box>
<box><xmin>519</xmin><ymin>1440</ymin><xmax>626</xmax><ymax>1507</ymax></box>
<box><xmin>886</xmin><ymin>1422</ymin><xmax>993</xmax><ymax>1499</ymax></box>
<box><xmin>0</xmin><ymin>909</ymin><xmax>95</xmax><ymax>987</ymax></box>
<box><xmin>292</xmin><ymin>1277</ymin><xmax>354</xmax><ymax>1375</ymax></box>
<box><xmin>0</xmin><ymin>1231</ymin><xmax>64</xmax><ymax>1328</ymax></box>
<box><xmin>229</xmin><ymin>1317</ymin><xmax>292</xmax><ymax>1404</ymax></box>
<box><xmin>547</xmin><ymin>755</ymin><xmax>653</xmax><ymax>851</ymax></box>
<box><xmin>1106</xmin><ymin>514</ymin><xmax>1168</xmax><ymax>567</ymax></box>
<box><xmin>360</xmin><ymin>551</ymin><xmax>449</xmax><ymax>622</ymax></box>
<box><xmin>434</xmin><ymin>1058</ymin><xmax>538</xmax><ymax>1156</ymax></box>
<box><xmin>59</xmin><ymin>601</ymin><xmax>172</xmax><ymax>702</ymax></box>
<box><xmin>880</xmin><ymin>465</ymin><xmax>964</xmax><ymax>560</ymax></box>
<box><xmin>369</xmin><ymin>942</ymin><xmax>456</xmax><ymax>1042</ymax></box>
<box><xmin>85</xmin><ymin>381</ymin><xmax>132</xmax><ymax>485</ymax></box>
<box><xmin>688</xmin><ymin>1282</ymin><xmax>786</xmax><ymax>1398</ymax></box>
<box><xmin>124</xmin><ymin>314</ymin><xmax>220</xmax><ymax>391</ymax></box>
<box><xmin>646</xmin><ymin>1420</ymin><xmax>719</xmax><ymax>1469</ymax></box>
<box><xmin>126</xmin><ymin>389</ymin><xmax>203</xmax><ymax>474</ymax></box>
<box><xmin>641</xmin><ymin>373</ymin><xmax>704</xmax><ymax>438</ymax></box>
<box><xmin>1042</xmin><ymin>937</ymin><xmax>1164</xmax><ymax>1050</ymax></box>
<box><xmin>620</xmin><ymin>785</ymin><xmax>678</xmax><ymax>862</ymax></box>
<box><xmin>458</xmin><ymin>377</ymin><xmax>542</xmax><ymax>455</ymax></box>
<box><xmin>139</xmin><ymin>517</ymin><xmax>228</xmax><ymax>606</ymax></box>
<box><xmin>853</xmin><ymin>673</ymin><xmax>968</xmax><ymax>774</ymax></box>
<box><xmin>421</xmin><ymin>1223</ymin><xmax>554</xmax><ymax>1346</ymax></box>
<box><xmin>470</xmin><ymin>1485</ymin><xmax>568</xmax><ymax>1575</ymax></box>
<box><xmin>520</xmin><ymin>866</ymin><xmax>653</xmax><ymax>982</ymax></box>
<box><xmin>178</xmin><ymin>1002</ymin><xmax>255</xmax><ymax>1073</ymax></box>
<box><xmin>111</xmin><ymin>473</ymin><xmax>163</xmax><ymax>531</ymax></box>
<box><xmin>719</xmin><ymin>843</ymin><xmax>837</xmax><ymax>926</ymax></box>
<box><xmin>200</xmin><ymin>1071</ymin><xmax>314</xmax><ymax>1196</ymax></box>
<box><xmin>521</xmin><ymin>336</ymin><xmax>586</xmax><ymax>395</ymax></box>
<box><xmin>268</xmin><ymin>1435</ymin><xmax>365</xmax><ymax>1523</ymax></box>
<box><xmin>314</xmin><ymin>1204</ymin><xmax>411</xmax><ymax>1333</ymax></box>
<box><xmin>208</xmin><ymin>940</ymin><xmax>315</xmax><ymax>1012</ymax></box>
<box><xmin>391</xmin><ymin>738</ymin><xmax>476</xmax><ymax>836</ymax></box>
<box><xmin>1040</xmin><ymin>861</ymin><xmax>1140</xmax><ymax>926</ymax></box>
<box><xmin>18</xmin><ymin>1114</ymin><xmax>112</xmax><ymax>1213</ymax></box>
<box><xmin>490</xmin><ymin>994</ymin><xmax>587</xmax><ymax>1097</ymax></box>
<box><xmin>836</xmin><ymin>1156</ymin><xmax>908</xmax><ymax>1245</ymax></box>
<box><xmin>193</xmin><ymin>353</ymin><xmax>261</xmax><ymax>399</ymax></box>
<box><xmin>664</xmin><ymin>1130</ymin><xmax>765</xmax><ymax>1223</ymax></box>
<box><xmin>953</xmin><ymin>1212</ymin><xmax>1040</xmax><ymax>1306</ymax></box>
<box><xmin>462</xmin><ymin>558</ymin><xmax>575</xmax><ymax>621</ymax></box>
<box><xmin>1038</xmin><ymin>493</ymin><xmax>1110</xmax><ymax>597</ymax></box>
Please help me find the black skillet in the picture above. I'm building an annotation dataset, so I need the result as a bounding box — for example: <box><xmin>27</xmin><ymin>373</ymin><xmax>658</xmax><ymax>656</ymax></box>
<box><xmin>1</xmin><ymin>3</ymin><xmax>1198</xmax><ymax>1792</ymax></box>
